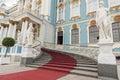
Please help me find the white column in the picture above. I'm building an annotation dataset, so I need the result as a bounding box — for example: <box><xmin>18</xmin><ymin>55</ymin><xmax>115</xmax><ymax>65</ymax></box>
<box><xmin>22</xmin><ymin>20</ymin><xmax>29</xmax><ymax>44</ymax></box>
<box><xmin>21</xmin><ymin>21</ymin><xmax>25</xmax><ymax>35</ymax></box>
<box><xmin>7</xmin><ymin>23</ymin><xmax>12</xmax><ymax>37</ymax></box>
<box><xmin>32</xmin><ymin>0</ymin><xmax>37</xmax><ymax>11</ymax></box>
<box><xmin>3</xmin><ymin>27</ymin><xmax>7</xmax><ymax>38</ymax></box>
<box><xmin>0</xmin><ymin>26</ymin><xmax>4</xmax><ymax>44</ymax></box>
<box><xmin>40</xmin><ymin>23</ymin><xmax>46</xmax><ymax>46</ymax></box>
<box><xmin>12</xmin><ymin>24</ymin><xmax>17</xmax><ymax>39</ymax></box>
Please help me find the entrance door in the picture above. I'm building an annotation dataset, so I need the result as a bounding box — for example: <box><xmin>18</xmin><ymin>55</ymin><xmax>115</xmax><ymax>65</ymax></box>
<box><xmin>57</xmin><ymin>31</ymin><xmax>63</xmax><ymax>45</ymax></box>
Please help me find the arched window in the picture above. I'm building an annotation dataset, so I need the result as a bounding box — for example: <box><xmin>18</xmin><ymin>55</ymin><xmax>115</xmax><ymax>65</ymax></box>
<box><xmin>57</xmin><ymin>27</ymin><xmax>63</xmax><ymax>45</ymax></box>
<box><xmin>89</xmin><ymin>26</ymin><xmax>99</xmax><ymax>43</ymax></box>
<box><xmin>109</xmin><ymin>0</ymin><xmax>120</xmax><ymax>7</ymax></box>
<box><xmin>86</xmin><ymin>0</ymin><xmax>98</xmax><ymax>13</ymax></box>
<box><xmin>71</xmin><ymin>24</ymin><xmax>79</xmax><ymax>44</ymax></box>
<box><xmin>112</xmin><ymin>22</ymin><xmax>120</xmax><ymax>42</ymax></box>
<box><xmin>89</xmin><ymin>20</ymin><xmax>99</xmax><ymax>43</ymax></box>
<box><xmin>112</xmin><ymin>15</ymin><xmax>120</xmax><ymax>42</ymax></box>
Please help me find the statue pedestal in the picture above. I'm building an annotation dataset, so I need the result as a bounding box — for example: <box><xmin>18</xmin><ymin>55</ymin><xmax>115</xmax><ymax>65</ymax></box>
<box><xmin>20</xmin><ymin>46</ymin><xmax>34</xmax><ymax>66</ymax></box>
<box><xmin>98</xmin><ymin>42</ymin><xmax>118</xmax><ymax>79</ymax></box>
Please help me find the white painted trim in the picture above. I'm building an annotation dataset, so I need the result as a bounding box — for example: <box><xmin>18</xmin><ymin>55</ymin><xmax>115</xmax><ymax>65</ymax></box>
<box><xmin>69</xmin><ymin>23</ymin><xmax>81</xmax><ymax>45</ymax></box>
<box><xmin>86</xmin><ymin>0</ymin><xmax>99</xmax><ymax>15</ymax></box>
<box><xmin>56</xmin><ymin>27</ymin><xmax>64</xmax><ymax>44</ymax></box>
<box><xmin>70</xmin><ymin>1</ymin><xmax>81</xmax><ymax>19</ymax></box>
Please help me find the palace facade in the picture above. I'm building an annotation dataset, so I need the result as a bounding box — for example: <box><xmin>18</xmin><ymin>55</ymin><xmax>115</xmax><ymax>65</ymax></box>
<box><xmin>0</xmin><ymin>0</ymin><xmax>120</xmax><ymax>60</ymax></box>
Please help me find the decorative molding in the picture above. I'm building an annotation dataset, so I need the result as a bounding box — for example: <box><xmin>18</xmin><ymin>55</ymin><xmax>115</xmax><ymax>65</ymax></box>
<box><xmin>70</xmin><ymin>0</ymin><xmax>80</xmax><ymax>3</ymax></box>
<box><xmin>110</xmin><ymin>5</ymin><xmax>120</xmax><ymax>11</ymax></box>
<box><xmin>0</xmin><ymin>23</ymin><xmax>9</xmax><ymax>28</ymax></box>
<box><xmin>38</xmin><ymin>0</ymin><xmax>42</xmax><ymax>5</ymax></box>
<box><xmin>57</xmin><ymin>2</ymin><xmax>66</xmax><ymax>8</ymax></box>
<box><xmin>58</xmin><ymin>27</ymin><xmax>63</xmax><ymax>32</ymax></box>
<box><xmin>57</xmin><ymin>19</ymin><xmax>65</xmax><ymax>24</ymax></box>
<box><xmin>114</xmin><ymin>15</ymin><xmax>120</xmax><ymax>22</ymax></box>
<box><xmin>90</xmin><ymin>20</ymin><xmax>96</xmax><ymax>26</ymax></box>
<box><xmin>71</xmin><ymin>16</ymin><xmax>80</xmax><ymax>20</ymax></box>
<box><xmin>72</xmin><ymin>24</ymin><xmax>78</xmax><ymax>29</ymax></box>
<box><xmin>0</xmin><ymin>13</ymin><xmax>4</xmax><ymax>16</ymax></box>
<box><xmin>21</xmin><ymin>17</ymin><xmax>30</xmax><ymax>22</ymax></box>
<box><xmin>87</xmin><ymin>11</ymin><xmax>96</xmax><ymax>16</ymax></box>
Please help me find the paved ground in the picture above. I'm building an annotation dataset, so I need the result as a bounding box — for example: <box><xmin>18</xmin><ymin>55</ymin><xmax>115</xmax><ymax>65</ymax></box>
<box><xmin>0</xmin><ymin>63</ymin><xmax>36</xmax><ymax>75</ymax></box>
<box><xmin>0</xmin><ymin>60</ymin><xmax>120</xmax><ymax>80</ymax></box>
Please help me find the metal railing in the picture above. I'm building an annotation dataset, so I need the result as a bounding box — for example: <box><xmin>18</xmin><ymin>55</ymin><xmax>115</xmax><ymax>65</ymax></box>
<box><xmin>43</xmin><ymin>42</ymin><xmax>99</xmax><ymax>60</ymax></box>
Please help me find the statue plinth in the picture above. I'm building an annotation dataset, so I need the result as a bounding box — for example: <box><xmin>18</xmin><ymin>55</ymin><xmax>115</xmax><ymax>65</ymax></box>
<box><xmin>20</xmin><ymin>46</ymin><xmax>34</xmax><ymax>66</ymax></box>
<box><xmin>98</xmin><ymin>41</ymin><xmax>118</xmax><ymax>79</ymax></box>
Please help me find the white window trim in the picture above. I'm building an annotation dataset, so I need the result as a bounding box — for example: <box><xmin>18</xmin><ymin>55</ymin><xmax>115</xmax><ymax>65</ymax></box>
<box><xmin>56</xmin><ymin>27</ymin><xmax>64</xmax><ymax>44</ymax></box>
<box><xmin>86</xmin><ymin>0</ymin><xmax>99</xmax><ymax>15</ymax></box>
<box><xmin>108</xmin><ymin>0</ymin><xmax>120</xmax><ymax>8</ymax></box>
<box><xmin>70</xmin><ymin>1</ymin><xmax>80</xmax><ymax>19</ymax></box>
<box><xmin>69</xmin><ymin>24</ymin><xmax>81</xmax><ymax>45</ymax></box>
<box><xmin>57</xmin><ymin>7</ymin><xmax>65</xmax><ymax>22</ymax></box>
<box><xmin>87</xmin><ymin>19</ymin><xmax>98</xmax><ymax>47</ymax></box>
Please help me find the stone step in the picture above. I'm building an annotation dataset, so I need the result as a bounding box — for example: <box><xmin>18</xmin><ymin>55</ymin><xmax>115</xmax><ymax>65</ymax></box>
<box><xmin>31</xmin><ymin>62</ymin><xmax>97</xmax><ymax>68</ymax></box>
<box><xmin>32</xmin><ymin>65</ymin><xmax>98</xmax><ymax>78</ymax></box>
<box><xmin>27</xmin><ymin>63</ymin><xmax>97</xmax><ymax>73</ymax></box>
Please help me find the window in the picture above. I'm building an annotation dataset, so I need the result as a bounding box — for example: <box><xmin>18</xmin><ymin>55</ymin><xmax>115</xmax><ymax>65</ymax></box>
<box><xmin>86</xmin><ymin>0</ymin><xmax>98</xmax><ymax>13</ymax></box>
<box><xmin>89</xmin><ymin>26</ymin><xmax>99</xmax><ymax>43</ymax></box>
<box><xmin>112</xmin><ymin>22</ymin><xmax>120</xmax><ymax>42</ymax></box>
<box><xmin>71</xmin><ymin>1</ymin><xmax>80</xmax><ymax>17</ymax></box>
<box><xmin>57</xmin><ymin>8</ymin><xmax>64</xmax><ymax>20</ymax></box>
<box><xmin>109</xmin><ymin>0</ymin><xmax>120</xmax><ymax>7</ymax></box>
<box><xmin>59</xmin><ymin>0</ymin><xmax>64</xmax><ymax>3</ymax></box>
<box><xmin>71</xmin><ymin>28</ymin><xmax>79</xmax><ymax>44</ymax></box>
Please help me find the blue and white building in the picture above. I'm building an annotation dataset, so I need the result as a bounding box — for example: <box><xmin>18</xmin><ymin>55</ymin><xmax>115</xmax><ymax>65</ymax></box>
<box><xmin>0</xmin><ymin>0</ymin><xmax>120</xmax><ymax>62</ymax></box>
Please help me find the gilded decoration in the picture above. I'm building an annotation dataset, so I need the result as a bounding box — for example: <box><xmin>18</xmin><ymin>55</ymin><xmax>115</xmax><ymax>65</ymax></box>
<box><xmin>0</xmin><ymin>13</ymin><xmax>4</xmax><ymax>16</ymax></box>
<box><xmin>22</xmin><ymin>17</ymin><xmax>30</xmax><ymax>22</ymax></box>
<box><xmin>70</xmin><ymin>0</ymin><xmax>79</xmax><ymax>3</ymax></box>
<box><xmin>87</xmin><ymin>11</ymin><xmax>96</xmax><ymax>16</ymax></box>
<box><xmin>71</xmin><ymin>16</ymin><xmax>80</xmax><ymax>20</ymax></box>
<box><xmin>90</xmin><ymin>20</ymin><xmax>96</xmax><ymax>26</ymax></box>
<box><xmin>58</xmin><ymin>27</ymin><xmax>63</xmax><ymax>32</ymax></box>
<box><xmin>72</xmin><ymin>24</ymin><xmax>78</xmax><ymax>29</ymax></box>
<box><xmin>110</xmin><ymin>5</ymin><xmax>120</xmax><ymax>10</ymax></box>
<box><xmin>0</xmin><ymin>23</ymin><xmax>9</xmax><ymax>28</ymax></box>
<box><xmin>57</xmin><ymin>2</ymin><xmax>66</xmax><ymax>8</ymax></box>
<box><xmin>57</xmin><ymin>19</ymin><xmax>64</xmax><ymax>24</ymax></box>
<box><xmin>114</xmin><ymin>15</ymin><xmax>120</xmax><ymax>22</ymax></box>
<box><xmin>38</xmin><ymin>0</ymin><xmax>42</xmax><ymax>5</ymax></box>
<box><xmin>9</xmin><ymin>20</ymin><xmax>19</xmax><ymax>25</ymax></box>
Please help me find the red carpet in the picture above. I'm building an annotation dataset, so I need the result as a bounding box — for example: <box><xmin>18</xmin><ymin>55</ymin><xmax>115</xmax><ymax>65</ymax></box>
<box><xmin>0</xmin><ymin>48</ymin><xmax>76</xmax><ymax>80</ymax></box>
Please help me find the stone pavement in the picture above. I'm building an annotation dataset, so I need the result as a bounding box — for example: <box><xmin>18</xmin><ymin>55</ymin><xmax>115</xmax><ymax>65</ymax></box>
<box><xmin>0</xmin><ymin>63</ymin><xmax>36</xmax><ymax>75</ymax></box>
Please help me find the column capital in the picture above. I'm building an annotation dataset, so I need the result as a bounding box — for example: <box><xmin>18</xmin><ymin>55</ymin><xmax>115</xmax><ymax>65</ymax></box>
<box><xmin>21</xmin><ymin>17</ymin><xmax>30</xmax><ymax>22</ymax></box>
<box><xmin>0</xmin><ymin>13</ymin><xmax>4</xmax><ymax>16</ymax></box>
<box><xmin>0</xmin><ymin>23</ymin><xmax>9</xmax><ymax>28</ymax></box>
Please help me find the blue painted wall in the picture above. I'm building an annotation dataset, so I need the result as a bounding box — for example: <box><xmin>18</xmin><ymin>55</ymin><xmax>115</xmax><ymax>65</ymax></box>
<box><xmin>50</xmin><ymin>0</ymin><xmax>120</xmax><ymax>46</ymax></box>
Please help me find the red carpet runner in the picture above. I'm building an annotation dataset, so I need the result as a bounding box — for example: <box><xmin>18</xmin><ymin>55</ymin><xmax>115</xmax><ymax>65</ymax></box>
<box><xmin>0</xmin><ymin>48</ymin><xmax>76</xmax><ymax>80</ymax></box>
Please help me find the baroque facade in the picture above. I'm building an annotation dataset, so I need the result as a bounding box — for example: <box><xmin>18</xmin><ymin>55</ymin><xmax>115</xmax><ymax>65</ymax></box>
<box><xmin>0</xmin><ymin>0</ymin><xmax>120</xmax><ymax>58</ymax></box>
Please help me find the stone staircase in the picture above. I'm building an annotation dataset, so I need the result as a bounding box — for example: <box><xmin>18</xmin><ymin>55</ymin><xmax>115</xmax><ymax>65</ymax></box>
<box><xmin>27</xmin><ymin>49</ymin><xmax>98</xmax><ymax>79</ymax></box>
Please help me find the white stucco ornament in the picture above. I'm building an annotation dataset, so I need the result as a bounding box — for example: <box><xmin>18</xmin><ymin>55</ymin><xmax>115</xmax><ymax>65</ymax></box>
<box><xmin>96</xmin><ymin>1</ymin><xmax>113</xmax><ymax>43</ymax></box>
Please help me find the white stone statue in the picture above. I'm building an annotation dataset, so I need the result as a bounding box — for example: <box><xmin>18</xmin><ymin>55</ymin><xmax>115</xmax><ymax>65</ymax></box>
<box><xmin>26</xmin><ymin>23</ymin><xmax>34</xmax><ymax>46</ymax></box>
<box><xmin>96</xmin><ymin>1</ymin><xmax>113</xmax><ymax>43</ymax></box>
<box><xmin>17</xmin><ymin>30</ymin><xmax>22</xmax><ymax>44</ymax></box>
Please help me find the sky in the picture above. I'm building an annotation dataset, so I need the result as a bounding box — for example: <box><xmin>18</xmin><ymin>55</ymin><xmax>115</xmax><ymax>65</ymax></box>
<box><xmin>0</xmin><ymin>0</ymin><xmax>18</xmax><ymax>8</ymax></box>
